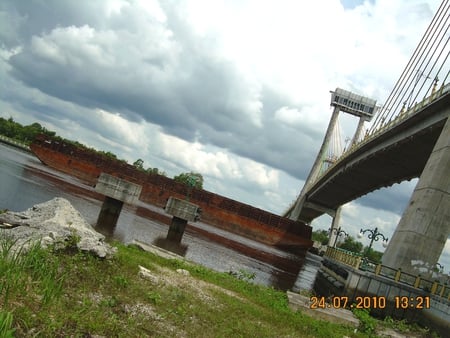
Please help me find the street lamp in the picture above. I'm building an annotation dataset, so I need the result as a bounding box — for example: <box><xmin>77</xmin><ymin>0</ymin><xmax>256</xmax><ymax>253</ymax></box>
<box><xmin>435</xmin><ymin>262</ymin><xmax>444</xmax><ymax>273</ymax></box>
<box><xmin>329</xmin><ymin>227</ymin><xmax>348</xmax><ymax>248</ymax></box>
<box><xmin>358</xmin><ymin>227</ymin><xmax>388</xmax><ymax>256</ymax></box>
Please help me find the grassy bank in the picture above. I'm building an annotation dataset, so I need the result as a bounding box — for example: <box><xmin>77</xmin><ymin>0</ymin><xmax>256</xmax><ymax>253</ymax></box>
<box><xmin>0</xmin><ymin>235</ymin><xmax>437</xmax><ymax>337</ymax></box>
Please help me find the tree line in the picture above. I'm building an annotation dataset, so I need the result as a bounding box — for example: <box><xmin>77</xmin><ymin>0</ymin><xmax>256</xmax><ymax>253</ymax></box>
<box><xmin>0</xmin><ymin>117</ymin><xmax>204</xmax><ymax>189</ymax></box>
<box><xmin>0</xmin><ymin>117</ymin><xmax>55</xmax><ymax>144</ymax></box>
<box><xmin>312</xmin><ymin>229</ymin><xmax>383</xmax><ymax>263</ymax></box>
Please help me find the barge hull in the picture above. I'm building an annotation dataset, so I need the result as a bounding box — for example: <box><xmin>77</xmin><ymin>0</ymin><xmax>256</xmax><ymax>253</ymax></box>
<box><xmin>30</xmin><ymin>136</ymin><xmax>313</xmax><ymax>252</ymax></box>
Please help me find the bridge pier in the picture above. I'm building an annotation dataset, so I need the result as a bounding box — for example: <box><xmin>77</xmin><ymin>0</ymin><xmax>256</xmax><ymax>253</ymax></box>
<box><xmin>154</xmin><ymin>197</ymin><xmax>201</xmax><ymax>255</ymax></box>
<box><xmin>94</xmin><ymin>173</ymin><xmax>142</xmax><ymax>236</ymax></box>
<box><xmin>382</xmin><ymin>117</ymin><xmax>450</xmax><ymax>276</ymax></box>
<box><xmin>328</xmin><ymin>207</ymin><xmax>342</xmax><ymax>247</ymax></box>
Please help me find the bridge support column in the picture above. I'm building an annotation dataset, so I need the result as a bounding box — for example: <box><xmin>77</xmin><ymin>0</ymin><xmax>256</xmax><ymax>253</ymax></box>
<box><xmin>351</xmin><ymin>116</ymin><xmax>367</xmax><ymax>146</ymax></box>
<box><xmin>328</xmin><ymin>207</ymin><xmax>342</xmax><ymax>247</ymax></box>
<box><xmin>163</xmin><ymin>197</ymin><xmax>200</xmax><ymax>242</ymax></box>
<box><xmin>382</xmin><ymin>117</ymin><xmax>450</xmax><ymax>275</ymax></box>
<box><xmin>286</xmin><ymin>106</ymin><xmax>341</xmax><ymax>221</ymax></box>
<box><xmin>94</xmin><ymin>173</ymin><xmax>142</xmax><ymax>237</ymax></box>
<box><xmin>96</xmin><ymin>197</ymin><xmax>124</xmax><ymax>235</ymax></box>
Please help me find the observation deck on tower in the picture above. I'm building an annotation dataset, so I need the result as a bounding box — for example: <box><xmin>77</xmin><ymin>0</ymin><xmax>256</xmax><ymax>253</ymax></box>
<box><xmin>330</xmin><ymin>88</ymin><xmax>378</xmax><ymax>120</ymax></box>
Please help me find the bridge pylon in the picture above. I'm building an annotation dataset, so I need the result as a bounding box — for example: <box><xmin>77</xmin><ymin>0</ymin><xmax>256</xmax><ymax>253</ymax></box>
<box><xmin>284</xmin><ymin>89</ymin><xmax>378</xmax><ymax>232</ymax></box>
<box><xmin>382</xmin><ymin>114</ymin><xmax>450</xmax><ymax>276</ymax></box>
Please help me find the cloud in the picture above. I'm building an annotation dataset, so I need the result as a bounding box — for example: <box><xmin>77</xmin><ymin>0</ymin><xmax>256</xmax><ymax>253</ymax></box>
<box><xmin>4</xmin><ymin>0</ymin><xmax>439</xmax><ymax>186</ymax></box>
<box><xmin>1</xmin><ymin>0</ymin><xmax>447</xmax><ymax>272</ymax></box>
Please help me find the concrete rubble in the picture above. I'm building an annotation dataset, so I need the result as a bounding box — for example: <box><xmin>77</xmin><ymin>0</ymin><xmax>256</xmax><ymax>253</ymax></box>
<box><xmin>0</xmin><ymin>197</ymin><xmax>116</xmax><ymax>258</ymax></box>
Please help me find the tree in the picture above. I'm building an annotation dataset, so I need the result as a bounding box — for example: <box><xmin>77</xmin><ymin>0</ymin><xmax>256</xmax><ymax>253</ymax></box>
<box><xmin>99</xmin><ymin>150</ymin><xmax>118</xmax><ymax>159</ymax></box>
<box><xmin>338</xmin><ymin>235</ymin><xmax>363</xmax><ymax>254</ymax></box>
<box><xmin>173</xmin><ymin>172</ymin><xmax>203</xmax><ymax>189</ymax></box>
<box><xmin>311</xmin><ymin>230</ymin><xmax>329</xmax><ymax>245</ymax></box>
<box><xmin>133</xmin><ymin>158</ymin><xmax>144</xmax><ymax>170</ymax></box>
<box><xmin>364</xmin><ymin>247</ymin><xmax>383</xmax><ymax>263</ymax></box>
<box><xmin>146</xmin><ymin>167</ymin><xmax>166</xmax><ymax>176</ymax></box>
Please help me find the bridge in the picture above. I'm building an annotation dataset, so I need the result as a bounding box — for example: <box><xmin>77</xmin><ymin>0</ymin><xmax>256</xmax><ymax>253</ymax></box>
<box><xmin>284</xmin><ymin>0</ymin><xmax>449</xmax><ymax>276</ymax></box>
<box><xmin>285</xmin><ymin>84</ymin><xmax>449</xmax><ymax>223</ymax></box>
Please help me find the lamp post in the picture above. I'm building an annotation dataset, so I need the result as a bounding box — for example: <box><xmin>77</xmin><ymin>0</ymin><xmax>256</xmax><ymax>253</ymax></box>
<box><xmin>358</xmin><ymin>227</ymin><xmax>388</xmax><ymax>257</ymax></box>
<box><xmin>435</xmin><ymin>262</ymin><xmax>444</xmax><ymax>273</ymax></box>
<box><xmin>329</xmin><ymin>227</ymin><xmax>348</xmax><ymax>248</ymax></box>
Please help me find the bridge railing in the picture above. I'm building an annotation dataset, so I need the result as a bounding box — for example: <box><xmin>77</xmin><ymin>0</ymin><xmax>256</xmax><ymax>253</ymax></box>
<box><xmin>374</xmin><ymin>264</ymin><xmax>450</xmax><ymax>301</ymax></box>
<box><xmin>0</xmin><ymin>134</ymin><xmax>31</xmax><ymax>151</ymax></box>
<box><xmin>324</xmin><ymin>246</ymin><xmax>450</xmax><ymax>302</ymax></box>
<box><xmin>317</xmin><ymin>81</ymin><xmax>450</xmax><ymax>184</ymax></box>
<box><xmin>324</xmin><ymin>246</ymin><xmax>363</xmax><ymax>269</ymax></box>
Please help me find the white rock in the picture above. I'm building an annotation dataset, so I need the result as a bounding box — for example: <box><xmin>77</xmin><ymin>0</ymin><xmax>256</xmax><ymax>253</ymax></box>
<box><xmin>138</xmin><ymin>265</ymin><xmax>160</xmax><ymax>283</ymax></box>
<box><xmin>176</xmin><ymin>268</ymin><xmax>190</xmax><ymax>276</ymax></box>
<box><xmin>0</xmin><ymin>197</ymin><xmax>116</xmax><ymax>258</ymax></box>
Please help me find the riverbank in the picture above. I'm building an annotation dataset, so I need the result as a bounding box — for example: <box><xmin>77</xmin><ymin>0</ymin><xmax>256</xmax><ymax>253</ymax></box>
<box><xmin>0</xmin><ymin>238</ymin><xmax>437</xmax><ymax>337</ymax></box>
<box><xmin>0</xmin><ymin>199</ymin><xmax>439</xmax><ymax>337</ymax></box>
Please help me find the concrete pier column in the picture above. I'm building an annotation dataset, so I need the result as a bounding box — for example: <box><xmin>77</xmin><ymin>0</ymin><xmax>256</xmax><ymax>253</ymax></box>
<box><xmin>96</xmin><ymin>196</ymin><xmax>124</xmax><ymax>235</ymax></box>
<box><xmin>154</xmin><ymin>197</ymin><xmax>201</xmax><ymax>255</ymax></box>
<box><xmin>164</xmin><ymin>197</ymin><xmax>200</xmax><ymax>243</ymax></box>
<box><xmin>328</xmin><ymin>207</ymin><xmax>342</xmax><ymax>247</ymax></box>
<box><xmin>166</xmin><ymin>216</ymin><xmax>188</xmax><ymax>243</ymax></box>
<box><xmin>382</xmin><ymin>117</ymin><xmax>450</xmax><ymax>275</ymax></box>
<box><xmin>94</xmin><ymin>173</ymin><xmax>142</xmax><ymax>236</ymax></box>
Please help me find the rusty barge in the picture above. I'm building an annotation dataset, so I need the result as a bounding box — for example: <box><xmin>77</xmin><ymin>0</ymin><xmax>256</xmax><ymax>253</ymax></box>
<box><xmin>30</xmin><ymin>135</ymin><xmax>313</xmax><ymax>254</ymax></box>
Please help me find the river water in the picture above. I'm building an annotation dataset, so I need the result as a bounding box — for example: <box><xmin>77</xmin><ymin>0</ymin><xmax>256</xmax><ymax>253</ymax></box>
<box><xmin>0</xmin><ymin>142</ymin><xmax>321</xmax><ymax>291</ymax></box>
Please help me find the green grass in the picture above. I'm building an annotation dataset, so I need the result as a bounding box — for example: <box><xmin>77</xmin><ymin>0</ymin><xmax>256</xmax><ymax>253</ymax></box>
<box><xmin>0</xmin><ymin>234</ymin><xmax>437</xmax><ymax>337</ymax></box>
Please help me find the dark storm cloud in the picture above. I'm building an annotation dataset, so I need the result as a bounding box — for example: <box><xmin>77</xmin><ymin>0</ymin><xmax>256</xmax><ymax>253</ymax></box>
<box><xmin>0</xmin><ymin>0</ymin><xmax>440</xmax><ymax>220</ymax></box>
<box><xmin>2</xmin><ymin>0</ymin><xmax>323</xmax><ymax>182</ymax></box>
<box><xmin>356</xmin><ymin>180</ymin><xmax>416</xmax><ymax>214</ymax></box>
<box><xmin>0</xmin><ymin>1</ymin><xmax>109</xmax><ymax>46</ymax></box>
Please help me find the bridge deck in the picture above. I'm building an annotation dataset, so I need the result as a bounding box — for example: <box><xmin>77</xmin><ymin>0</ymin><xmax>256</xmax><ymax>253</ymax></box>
<box><xmin>300</xmin><ymin>90</ymin><xmax>450</xmax><ymax>223</ymax></box>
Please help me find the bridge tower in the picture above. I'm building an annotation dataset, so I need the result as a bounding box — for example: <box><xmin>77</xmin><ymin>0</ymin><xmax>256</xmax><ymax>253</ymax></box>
<box><xmin>285</xmin><ymin>89</ymin><xmax>377</xmax><ymax>243</ymax></box>
<box><xmin>382</xmin><ymin>114</ymin><xmax>450</xmax><ymax>275</ymax></box>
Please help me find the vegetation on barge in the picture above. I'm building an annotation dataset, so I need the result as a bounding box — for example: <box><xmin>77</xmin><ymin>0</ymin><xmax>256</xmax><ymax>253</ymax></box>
<box><xmin>0</xmin><ymin>235</ymin><xmax>437</xmax><ymax>337</ymax></box>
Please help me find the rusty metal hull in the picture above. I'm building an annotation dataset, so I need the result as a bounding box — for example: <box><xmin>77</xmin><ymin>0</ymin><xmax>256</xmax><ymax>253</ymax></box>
<box><xmin>30</xmin><ymin>136</ymin><xmax>313</xmax><ymax>252</ymax></box>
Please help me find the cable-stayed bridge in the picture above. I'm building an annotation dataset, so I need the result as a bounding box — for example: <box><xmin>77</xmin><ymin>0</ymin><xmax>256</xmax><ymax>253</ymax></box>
<box><xmin>284</xmin><ymin>0</ymin><xmax>449</xmax><ymax>274</ymax></box>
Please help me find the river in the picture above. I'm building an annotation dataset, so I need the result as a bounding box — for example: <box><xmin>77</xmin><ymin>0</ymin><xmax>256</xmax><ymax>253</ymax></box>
<box><xmin>0</xmin><ymin>142</ymin><xmax>321</xmax><ymax>291</ymax></box>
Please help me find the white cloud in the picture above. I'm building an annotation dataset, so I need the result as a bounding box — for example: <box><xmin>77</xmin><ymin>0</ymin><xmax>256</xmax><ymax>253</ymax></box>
<box><xmin>0</xmin><ymin>0</ymin><xmax>447</xmax><ymax>270</ymax></box>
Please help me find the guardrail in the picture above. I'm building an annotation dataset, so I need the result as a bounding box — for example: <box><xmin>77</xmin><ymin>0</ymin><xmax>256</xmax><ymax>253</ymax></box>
<box><xmin>0</xmin><ymin>134</ymin><xmax>31</xmax><ymax>151</ymax></box>
<box><xmin>324</xmin><ymin>246</ymin><xmax>363</xmax><ymax>269</ymax></box>
<box><xmin>324</xmin><ymin>246</ymin><xmax>450</xmax><ymax>302</ymax></box>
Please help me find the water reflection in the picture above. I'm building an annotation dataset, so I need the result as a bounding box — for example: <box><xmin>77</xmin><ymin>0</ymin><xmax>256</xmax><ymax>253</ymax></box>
<box><xmin>0</xmin><ymin>143</ymin><xmax>321</xmax><ymax>291</ymax></box>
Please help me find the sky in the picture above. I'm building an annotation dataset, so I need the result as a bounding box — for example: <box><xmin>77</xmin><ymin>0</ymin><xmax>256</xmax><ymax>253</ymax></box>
<box><xmin>0</xmin><ymin>0</ymin><xmax>448</xmax><ymax>273</ymax></box>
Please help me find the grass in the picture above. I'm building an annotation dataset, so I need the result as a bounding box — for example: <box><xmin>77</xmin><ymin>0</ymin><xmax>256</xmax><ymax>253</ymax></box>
<box><xmin>0</xmin><ymin>234</ymin><xmax>439</xmax><ymax>337</ymax></box>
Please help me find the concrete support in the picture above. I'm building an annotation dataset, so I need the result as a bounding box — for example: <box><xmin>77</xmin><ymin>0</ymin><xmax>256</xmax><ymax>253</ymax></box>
<box><xmin>350</xmin><ymin>116</ymin><xmax>367</xmax><ymax>146</ymax></box>
<box><xmin>303</xmin><ymin>106</ymin><xmax>341</xmax><ymax>193</ymax></box>
<box><xmin>287</xmin><ymin>106</ymin><xmax>341</xmax><ymax>220</ymax></box>
<box><xmin>382</xmin><ymin>117</ymin><xmax>450</xmax><ymax>275</ymax></box>
<box><xmin>94</xmin><ymin>173</ymin><xmax>142</xmax><ymax>236</ymax></box>
<box><xmin>328</xmin><ymin>207</ymin><xmax>342</xmax><ymax>247</ymax></box>
<box><xmin>96</xmin><ymin>196</ymin><xmax>123</xmax><ymax>235</ymax></box>
<box><xmin>164</xmin><ymin>197</ymin><xmax>200</xmax><ymax>243</ymax></box>
<box><xmin>328</xmin><ymin>116</ymin><xmax>366</xmax><ymax>240</ymax></box>
<box><xmin>166</xmin><ymin>216</ymin><xmax>188</xmax><ymax>243</ymax></box>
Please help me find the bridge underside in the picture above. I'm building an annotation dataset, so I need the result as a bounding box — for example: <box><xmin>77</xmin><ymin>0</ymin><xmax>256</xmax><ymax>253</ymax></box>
<box><xmin>298</xmin><ymin>92</ymin><xmax>450</xmax><ymax>223</ymax></box>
